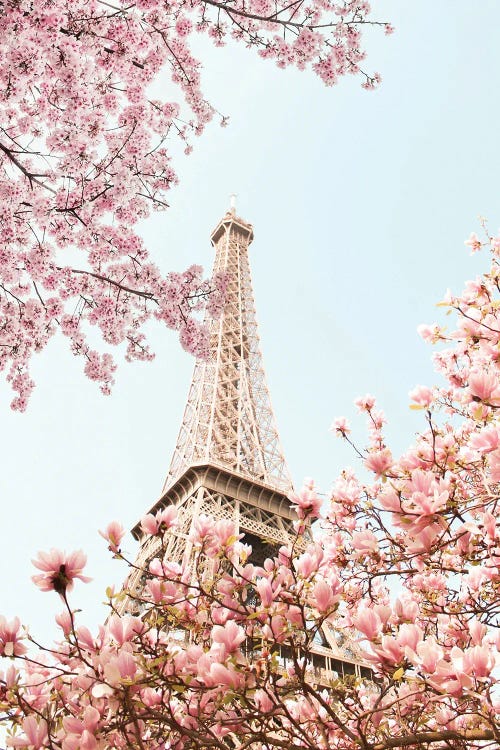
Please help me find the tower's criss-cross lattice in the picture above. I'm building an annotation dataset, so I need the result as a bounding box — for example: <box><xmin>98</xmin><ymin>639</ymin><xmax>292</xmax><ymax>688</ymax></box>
<box><xmin>128</xmin><ymin>207</ymin><xmax>367</xmax><ymax>679</ymax></box>
<box><xmin>164</xmin><ymin>208</ymin><xmax>292</xmax><ymax>497</ymax></box>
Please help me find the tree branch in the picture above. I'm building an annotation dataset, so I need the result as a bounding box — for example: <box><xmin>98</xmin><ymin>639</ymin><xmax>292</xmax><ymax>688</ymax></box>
<box><xmin>374</xmin><ymin>729</ymin><xmax>495</xmax><ymax>749</ymax></box>
<box><xmin>0</xmin><ymin>142</ymin><xmax>57</xmax><ymax>194</ymax></box>
<box><xmin>60</xmin><ymin>268</ymin><xmax>157</xmax><ymax>302</ymax></box>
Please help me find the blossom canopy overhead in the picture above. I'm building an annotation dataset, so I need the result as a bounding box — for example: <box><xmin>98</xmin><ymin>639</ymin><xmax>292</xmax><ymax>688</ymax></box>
<box><xmin>0</xmin><ymin>0</ymin><xmax>390</xmax><ymax>410</ymax></box>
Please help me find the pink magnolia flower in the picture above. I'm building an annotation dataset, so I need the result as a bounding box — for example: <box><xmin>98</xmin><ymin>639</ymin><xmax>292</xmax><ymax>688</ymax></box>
<box><xmin>141</xmin><ymin>688</ymin><xmax>163</xmax><ymax>708</ymax></box>
<box><xmin>76</xmin><ymin>626</ymin><xmax>96</xmax><ymax>652</ymax></box>
<box><xmin>470</xmin><ymin>426</ymin><xmax>500</xmax><ymax>454</ymax></box>
<box><xmin>140</xmin><ymin>505</ymin><xmax>178</xmax><ymax>536</ymax></box>
<box><xmin>408</xmin><ymin>637</ymin><xmax>443</xmax><ymax>674</ymax></box>
<box><xmin>0</xmin><ymin>616</ymin><xmax>27</xmax><ymax>657</ymax></box>
<box><xmin>463</xmin><ymin>645</ymin><xmax>495</xmax><ymax>678</ymax></box>
<box><xmin>354</xmin><ymin>394</ymin><xmax>376</xmax><ymax>412</ymax></box>
<box><xmin>212</xmin><ymin>621</ymin><xmax>245</xmax><ymax>655</ymax></box>
<box><xmin>290</xmin><ymin>483</ymin><xmax>322</xmax><ymax>519</ymax></box>
<box><xmin>266</xmin><ymin>614</ymin><xmax>289</xmax><ymax>641</ymax></box>
<box><xmin>0</xmin><ymin>665</ymin><xmax>16</xmax><ymax>693</ymax></box>
<box><xmin>489</xmin><ymin>448</ymin><xmax>500</xmax><ymax>482</ymax></box>
<box><xmin>427</xmin><ymin>660</ymin><xmax>473</xmax><ymax>696</ymax></box>
<box><xmin>417</xmin><ymin>323</ymin><xmax>444</xmax><ymax>343</ymax></box>
<box><xmin>480</xmin><ymin>511</ymin><xmax>497</xmax><ymax>541</ymax></box>
<box><xmin>468</xmin><ymin>369</ymin><xmax>500</xmax><ymax>402</ymax></box>
<box><xmin>254</xmin><ymin>688</ymin><xmax>274</xmax><ymax>712</ymax></box>
<box><xmin>102</xmin><ymin>648</ymin><xmax>137</xmax><ymax>685</ymax></box>
<box><xmin>55</xmin><ymin>611</ymin><xmax>72</xmax><ymax>636</ymax></box>
<box><xmin>330</xmin><ymin>416</ymin><xmax>350</xmax><ymax>436</ymax></box>
<box><xmin>98</xmin><ymin>521</ymin><xmax>125</xmax><ymax>553</ymax></box>
<box><xmin>107</xmin><ymin>615</ymin><xmax>144</xmax><ymax>646</ymax></box>
<box><xmin>189</xmin><ymin>515</ymin><xmax>214</xmax><ymax>544</ymax></box>
<box><xmin>464</xmin><ymin>232</ymin><xmax>482</xmax><ymax>253</ymax></box>
<box><xmin>352</xmin><ymin>528</ymin><xmax>379</xmax><ymax>557</ymax></box>
<box><xmin>469</xmin><ymin>619</ymin><xmax>487</xmax><ymax>645</ymax></box>
<box><xmin>146</xmin><ymin>578</ymin><xmax>181</xmax><ymax>605</ymax></box>
<box><xmin>295</xmin><ymin>548</ymin><xmax>323</xmax><ymax>579</ymax></box>
<box><xmin>32</xmin><ymin>549</ymin><xmax>91</xmax><ymax>595</ymax></box>
<box><xmin>367</xmin><ymin>625</ymin><xmax>422</xmax><ymax>669</ymax></box>
<box><xmin>255</xmin><ymin>577</ymin><xmax>277</xmax><ymax>608</ymax></box>
<box><xmin>213</xmin><ymin>519</ymin><xmax>241</xmax><ymax>548</ymax></box>
<box><xmin>378</xmin><ymin>488</ymin><xmax>401</xmax><ymax>513</ymax></box>
<box><xmin>311</xmin><ymin>579</ymin><xmax>341</xmax><ymax>613</ymax></box>
<box><xmin>393</xmin><ymin>596</ymin><xmax>418</xmax><ymax>624</ymax></box>
<box><xmin>364</xmin><ymin>448</ymin><xmax>393</xmax><ymax>477</ymax></box>
<box><xmin>404</xmin><ymin>521</ymin><xmax>444</xmax><ymax>553</ymax></box>
<box><xmin>7</xmin><ymin>716</ymin><xmax>48</xmax><ymax>748</ymax></box>
<box><xmin>353</xmin><ymin>607</ymin><xmax>382</xmax><ymax>641</ymax></box>
<box><xmin>62</xmin><ymin>706</ymin><xmax>101</xmax><ymax>750</ymax></box>
<box><xmin>408</xmin><ymin>385</ymin><xmax>433</xmax><ymax>408</ymax></box>
<box><xmin>196</xmin><ymin>655</ymin><xmax>244</xmax><ymax>690</ymax></box>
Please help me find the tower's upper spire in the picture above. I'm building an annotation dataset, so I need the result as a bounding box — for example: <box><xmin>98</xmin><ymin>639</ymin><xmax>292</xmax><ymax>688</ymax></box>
<box><xmin>163</xmin><ymin>210</ymin><xmax>292</xmax><ymax>494</ymax></box>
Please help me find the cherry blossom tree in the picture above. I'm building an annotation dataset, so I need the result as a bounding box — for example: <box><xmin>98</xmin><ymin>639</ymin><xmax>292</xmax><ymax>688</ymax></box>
<box><xmin>0</xmin><ymin>0</ymin><xmax>391</xmax><ymax>411</ymax></box>
<box><xmin>1</xmin><ymin>227</ymin><xmax>500</xmax><ymax>748</ymax></box>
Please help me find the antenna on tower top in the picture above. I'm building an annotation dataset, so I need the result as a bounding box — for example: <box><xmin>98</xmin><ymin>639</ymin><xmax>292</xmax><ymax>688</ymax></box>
<box><xmin>229</xmin><ymin>193</ymin><xmax>237</xmax><ymax>215</ymax></box>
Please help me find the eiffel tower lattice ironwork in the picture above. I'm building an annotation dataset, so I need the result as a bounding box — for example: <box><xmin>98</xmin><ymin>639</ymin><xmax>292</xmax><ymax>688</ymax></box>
<box><xmin>126</xmin><ymin>207</ymin><xmax>368</xmax><ymax>680</ymax></box>
<box><xmin>164</xmin><ymin>208</ymin><xmax>292</xmax><ymax>498</ymax></box>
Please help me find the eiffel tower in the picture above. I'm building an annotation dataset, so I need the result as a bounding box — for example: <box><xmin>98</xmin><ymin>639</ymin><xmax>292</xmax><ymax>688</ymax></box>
<box><xmin>126</xmin><ymin>205</ymin><xmax>368</xmax><ymax>680</ymax></box>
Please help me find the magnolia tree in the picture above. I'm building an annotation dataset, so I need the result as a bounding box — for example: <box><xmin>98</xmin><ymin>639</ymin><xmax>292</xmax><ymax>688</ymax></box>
<box><xmin>1</xmin><ymin>229</ymin><xmax>500</xmax><ymax>749</ymax></box>
<box><xmin>0</xmin><ymin>0</ymin><xmax>391</xmax><ymax>411</ymax></box>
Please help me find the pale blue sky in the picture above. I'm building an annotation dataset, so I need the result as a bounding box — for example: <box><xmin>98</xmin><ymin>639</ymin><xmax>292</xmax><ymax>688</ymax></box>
<box><xmin>1</xmin><ymin>1</ymin><xmax>499</xmax><ymax>642</ymax></box>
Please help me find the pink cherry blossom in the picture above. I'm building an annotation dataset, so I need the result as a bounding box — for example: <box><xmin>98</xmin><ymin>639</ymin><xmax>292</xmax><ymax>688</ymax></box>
<box><xmin>0</xmin><ymin>0</ymin><xmax>391</xmax><ymax>410</ymax></box>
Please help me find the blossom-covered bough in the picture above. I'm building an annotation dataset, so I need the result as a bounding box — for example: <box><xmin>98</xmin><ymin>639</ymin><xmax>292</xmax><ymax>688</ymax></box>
<box><xmin>2</xmin><ymin>229</ymin><xmax>500</xmax><ymax>748</ymax></box>
<box><xmin>0</xmin><ymin>0</ymin><xmax>391</xmax><ymax>410</ymax></box>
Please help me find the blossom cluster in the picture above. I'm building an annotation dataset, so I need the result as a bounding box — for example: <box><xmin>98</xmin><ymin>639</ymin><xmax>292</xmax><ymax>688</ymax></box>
<box><xmin>0</xmin><ymin>0</ymin><xmax>389</xmax><ymax>409</ymax></box>
<box><xmin>2</xmin><ymin>228</ymin><xmax>500</xmax><ymax>747</ymax></box>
